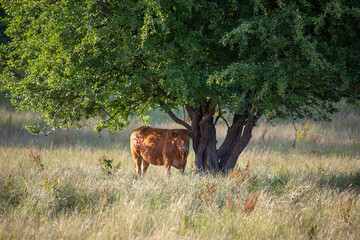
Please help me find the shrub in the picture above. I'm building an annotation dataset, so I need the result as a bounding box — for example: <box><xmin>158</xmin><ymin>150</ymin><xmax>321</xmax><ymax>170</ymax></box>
<box><xmin>98</xmin><ymin>156</ymin><xmax>120</xmax><ymax>175</ymax></box>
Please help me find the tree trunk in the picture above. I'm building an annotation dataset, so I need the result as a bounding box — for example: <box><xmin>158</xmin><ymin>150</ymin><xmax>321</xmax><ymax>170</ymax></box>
<box><xmin>189</xmin><ymin>104</ymin><xmax>260</xmax><ymax>173</ymax></box>
<box><xmin>166</xmin><ymin>101</ymin><xmax>261</xmax><ymax>174</ymax></box>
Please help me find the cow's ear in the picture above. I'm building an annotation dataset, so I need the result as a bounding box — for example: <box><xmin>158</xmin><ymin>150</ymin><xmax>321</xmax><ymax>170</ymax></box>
<box><xmin>188</xmin><ymin>131</ymin><xmax>196</xmax><ymax>138</ymax></box>
<box><xmin>170</xmin><ymin>130</ymin><xmax>179</xmax><ymax>138</ymax></box>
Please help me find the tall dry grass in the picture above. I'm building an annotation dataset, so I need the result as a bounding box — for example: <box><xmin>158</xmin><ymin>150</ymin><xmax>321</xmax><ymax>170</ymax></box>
<box><xmin>0</xmin><ymin>104</ymin><xmax>359</xmax><ymax>239</ymax></box>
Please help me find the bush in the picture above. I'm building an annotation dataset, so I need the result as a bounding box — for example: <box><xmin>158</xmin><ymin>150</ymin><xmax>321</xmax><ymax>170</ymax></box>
<box><xmin>98</xmin><ymin>156</ymin><xmax>120</xmax><ymax>175</ymax></box>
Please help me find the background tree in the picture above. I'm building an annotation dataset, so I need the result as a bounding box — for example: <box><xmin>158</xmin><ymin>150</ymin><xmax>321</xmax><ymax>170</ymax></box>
<box><xmin>1</xmin><ymin>0</ymin><xmax>359</xmax><ymax>173</ymax></box>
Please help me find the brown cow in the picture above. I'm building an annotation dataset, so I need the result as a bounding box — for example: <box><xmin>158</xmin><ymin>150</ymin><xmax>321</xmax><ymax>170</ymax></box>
<box><xmin>130</xmin><ymin>126</ymin><xmax>196</xmax><ymax>175</ymax></box>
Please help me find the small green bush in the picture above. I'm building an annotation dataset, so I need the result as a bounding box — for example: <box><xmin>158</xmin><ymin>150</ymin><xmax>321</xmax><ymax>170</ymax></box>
<box><xmin>98</xmin><ymin>156</ymin><xmax>121</xmax><ymax>175</ymax></box>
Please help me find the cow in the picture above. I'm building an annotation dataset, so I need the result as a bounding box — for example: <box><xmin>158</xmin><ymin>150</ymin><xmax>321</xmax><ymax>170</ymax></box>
<box><xmin>130</xmin><ymin>126</ymin><xmax>196</xmax><ymax>176</ymax></box>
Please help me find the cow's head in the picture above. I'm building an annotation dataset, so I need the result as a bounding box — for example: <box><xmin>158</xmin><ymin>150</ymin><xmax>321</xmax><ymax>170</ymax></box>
<box><xmin>170</xmin><ymin>129</ymin><xmax>196</xmax><ymax>153</ymax></box>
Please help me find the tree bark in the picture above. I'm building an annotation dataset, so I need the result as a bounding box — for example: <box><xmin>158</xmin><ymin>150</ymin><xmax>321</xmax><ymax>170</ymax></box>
<box><xmin>205</xmin><ymin>119</ymin><xmax>219</xmax><ymax>172</ymax></box>
<box><xmin>221</xmin><ymin>113</ymin><xmax>259</xmax><ymax>172</ymax></box>
<box><xmin>186</xmin><ymin>104</ymin><xmax>201</xmax><ymax>153</ymax></box>
<box><xmin>218</xmin><ymin>114</ymin><xmax>247</xmax><ymax>168</ymax></box>
<box><xmin>193</xmin><ymin>101</ymin><xmax>216</xmax><ymax>171</ymax></box>
<box><xmin>184</xmin><ymin>101</ymin><xmax>261</xmax><ymax>174</ymax></box>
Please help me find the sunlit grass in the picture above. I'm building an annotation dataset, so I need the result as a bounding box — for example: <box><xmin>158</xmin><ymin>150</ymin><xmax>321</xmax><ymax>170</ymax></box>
<box><xmin>0</xmin><ymin>104</ymin><xmax>359</xmax><ymax>239</ymax></box>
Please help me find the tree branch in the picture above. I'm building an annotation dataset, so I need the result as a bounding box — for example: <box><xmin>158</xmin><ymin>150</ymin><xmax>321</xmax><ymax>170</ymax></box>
<box><xmin>159</xmin><ymin>101</ymin><xmax>191</xmax><ymax>130</ymax></box>
<box><xmin>220</xmin><ymin>116</ymin><xmax>230</xmax><ymax>128</ymax></box>
<box><xmin>185</xmin><ymin>104</ymin><xmax>194</xmax><ymax>120</ymax></box>
<box><xmin>199</xmin><ymin>100</ymin><xmax>216</xmax><ymax>125</ymax></box>
<box><xmin>214</xmin><ymin>105</ymin><xmax>222</xmax><ymax>126</ymax></box>
<box><xmin>166</xmin><ymin>108</ymin><xmax>191</xmax><ymax>130</ymax></box>
<box><xmin>214</xmin><ymin>115</ymin><xmax>221</xmax><ymax>125</ymax></box>
<box><xmin>217</xmin><ymin>114</ymin><xmax>247</xmax><ymax>160</ymax></box>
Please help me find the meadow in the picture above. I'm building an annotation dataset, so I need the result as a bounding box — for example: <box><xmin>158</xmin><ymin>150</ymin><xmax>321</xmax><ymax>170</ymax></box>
<box><xmin>0</xmin><ymin>103</ymin><xmax>359</xmax><ymax>239</ymax></box>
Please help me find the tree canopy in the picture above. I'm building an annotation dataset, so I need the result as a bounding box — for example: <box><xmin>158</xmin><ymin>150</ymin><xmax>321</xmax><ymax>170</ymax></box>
<box><xmin>1</xmin><ymin>0</ymin><xmax>359</xmax><ymax>172</ymax></box>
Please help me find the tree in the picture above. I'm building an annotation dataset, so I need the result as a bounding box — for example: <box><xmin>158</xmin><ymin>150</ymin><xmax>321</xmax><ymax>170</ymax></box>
<box><xmin>1</xmin><ymin>0</ymin><xmax>359</xmax><ymax>173</ymax></box>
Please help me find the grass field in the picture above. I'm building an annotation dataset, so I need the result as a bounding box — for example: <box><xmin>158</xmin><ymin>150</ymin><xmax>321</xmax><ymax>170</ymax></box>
<box><xmin>0</xmin><ymin>104</ymin><xmax>359</xmax><ymax>239</ymax></box>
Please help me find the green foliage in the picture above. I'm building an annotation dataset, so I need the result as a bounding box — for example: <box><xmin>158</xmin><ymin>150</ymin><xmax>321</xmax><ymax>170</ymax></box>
<box><xmin>0</xmin><ymin>0</ymin><xmax>359</xmax><ymax>133</ymax></box>
<box><xmin>0</xmin><ymin>5</ymin><xmax>10</xmax><ymax>44</ymax></box>
<box><xmin>98</xmin><ymin>155</ymin><xmax>120</xmax><ymax>175</ymax></box>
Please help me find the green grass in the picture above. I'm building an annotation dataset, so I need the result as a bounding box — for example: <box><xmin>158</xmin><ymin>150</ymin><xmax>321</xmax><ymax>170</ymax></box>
<box><xmin>0</xmin><ymin>105</ymin><xmax>359</xmax><ymax>239</ymax></box>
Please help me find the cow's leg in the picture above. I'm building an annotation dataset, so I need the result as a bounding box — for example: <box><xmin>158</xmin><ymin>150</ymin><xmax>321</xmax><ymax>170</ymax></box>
<box><xmin>135</xmin><ymin>158</ymin><xmax>143</xmax><ymax>176</ymax></box>
<box><xmin>179</xmin><ymin>159</ymin><xmax>186</xmax><ymax>174</ymax></box>
<box><xmin>131</xmin><ymin>147</ymin><xmax>143</xmax><ymax>176</ymax></box>
<box><xmin>142</xmin><ymin>160</ymin><xmax>150</xmax><ymax>175</ymax></box>
<box><xmin>164</xmin><ymin>165</ymin><xmax>171</xmax><ymax>175</ymax></box>
<box><xmin>164</xmin><ymin>160</ymin><xmax>171</xmax><ymax>176</ymax></box>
